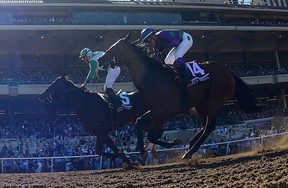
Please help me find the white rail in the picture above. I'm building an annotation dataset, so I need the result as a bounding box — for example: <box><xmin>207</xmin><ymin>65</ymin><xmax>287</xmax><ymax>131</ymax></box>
<box><xmin>0</xmin><ymin>132</ymin><xmax>287</xmax><ymax>173</ymax></box>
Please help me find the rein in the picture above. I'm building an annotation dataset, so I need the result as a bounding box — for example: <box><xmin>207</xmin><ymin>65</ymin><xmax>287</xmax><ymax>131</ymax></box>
<box><xmin>117</xmin><ymin>50</ymin><xmax>155</xmax><ymax>61</ymax></box>
<box><xmin>53</xmin><ymin>85</ymin><xmax>82</xmax><ymax>98</ymax></box>
<box><xmin>138</xmin><ymin>64</ymin><xmax>157</xmax><ymax>91</ymax></box>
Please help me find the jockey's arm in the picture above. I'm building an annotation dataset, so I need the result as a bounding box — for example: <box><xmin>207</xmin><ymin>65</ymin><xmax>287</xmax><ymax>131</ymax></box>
<box><xmin>81</xmin><ymin>60</ymin><xmax>97</xmax><ymax>87</ymax></box>
<box><xmin>95</xmin><ymin>69</ymin><xmax>99</xmax><ymax>77</ymax></box>
<box><xmin>154</xmin><ymin>48</ymin><xmax>162</xmax><ymax>61</ymax></box>
<box><xmin>99</xmin><ymin>62</ymin><xmax>109</xmax><ymax>71</ymax></box>
<box><xmin>158</xmin><ymin>31</ymin><xmax>181</xmax><ymax>48</ymax></box>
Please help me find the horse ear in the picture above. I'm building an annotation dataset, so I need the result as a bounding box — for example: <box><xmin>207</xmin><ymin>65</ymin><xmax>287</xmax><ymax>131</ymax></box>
<box><xmin>60</xmin><ymin>73</ymin><xmax>68</xmax><ymax>80</ymax></box>
<box><xmin>124</xmin><ymin>32</ymin><xmax>131</xmax><ymax>41</ymax></box>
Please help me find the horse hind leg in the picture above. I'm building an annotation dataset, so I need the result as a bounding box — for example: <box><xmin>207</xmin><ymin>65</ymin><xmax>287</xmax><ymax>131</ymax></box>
<box><xmin>147</xmin><ymin>123</ymin><xmax>183</xmax><ymax>149</ymax></box>
<box><xmin>135</xmin><ymin>111</ymin><xmax>183</xmax><ymax>152</ymax></box>
<box><xmin>182</xmin><ymin>69</ymin><xmax>235</xmax><ymax>159</ymax></box>
<box><xmin>98</xmin><ymin>134</ymin><xmax>136</xmax><ymax>168</ymax></box>
<box><xmin>134</xmin><ymin>112</ymin><xmax>152</xmax><ymax>155</ymax></box>
<box><xmin>182</xmin><ymin>95</ymin><xmax>225</xmax><ymax>159</ymax></box>
<box><xmin>182</xmin><ymin>117</ymin><xmax>217</xmax><ymax>159</ymax></box>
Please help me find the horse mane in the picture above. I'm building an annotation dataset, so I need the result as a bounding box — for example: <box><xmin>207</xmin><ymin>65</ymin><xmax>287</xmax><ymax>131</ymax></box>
<box><xmin>64</xmin><ymin>77</ymin><xmax>104</xmax><ymax>98</ymax></box>
<box><xmin>129</xmin><ymin>41</ymin><xmax>166</xmax><ymax>70</ymax></box>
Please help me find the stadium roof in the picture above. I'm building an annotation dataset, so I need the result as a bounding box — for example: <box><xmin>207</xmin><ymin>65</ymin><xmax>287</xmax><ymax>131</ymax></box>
<box><xmin>0</xmin><ymin>2</ymin><xmax>287</xmax><ymax>54</ymax></box>
<box><xmin>0</xmin><ymin>29</ymin><xmax>287</xmax><ymax>55</ymax></box>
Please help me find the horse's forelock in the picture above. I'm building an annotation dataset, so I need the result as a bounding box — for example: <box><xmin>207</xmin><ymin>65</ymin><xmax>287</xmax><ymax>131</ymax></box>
<box><xmin>108</xmin><ymin>37</ymin><xmax>160</xmax><ymax>67</ymax></box>
<box><xmin>56</xmin><ymin>76</ymin><xmax>79</xmax><ymax>89</ymax></box>
<box><xmin>131</xmin><ymin>42</ymin><xmax>153</xmax><ymax>58</ymax></box>
<box><xmin>132</xmin><ymin>42</ymin><xmax>161</xmax><ymax>66</ymax></box>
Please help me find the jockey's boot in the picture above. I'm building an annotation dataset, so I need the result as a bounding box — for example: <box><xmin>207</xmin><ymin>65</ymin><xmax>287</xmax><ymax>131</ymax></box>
<box><xmin>175</xmin><ymin>57</ymin><xmax>190</xmax><ymax>83</ymax></box>
<box><xmin>105</xmin><ymin>88</ymin><xmax>121</xmax><ymax>109</ymax></box>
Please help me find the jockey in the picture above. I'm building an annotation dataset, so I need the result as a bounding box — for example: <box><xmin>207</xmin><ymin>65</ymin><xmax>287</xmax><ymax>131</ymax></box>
<box><xmin>140</xmin><ymin>28</ymin><xmax>193</xmax><ymax>83</ymax></box>
<box><xmin>79</xmin><ymin>48</ymin><xmax>121</xmax><ymax>108</ymax></box>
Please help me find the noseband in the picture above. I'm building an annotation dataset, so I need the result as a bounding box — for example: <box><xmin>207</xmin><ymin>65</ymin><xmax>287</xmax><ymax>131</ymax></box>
<box><xmin>44</xmin><ymin>82</ymin><xmax>83</xmax><ymax>103</ymax></box>
<box><xmin>104</xmin><ymin>41</ymin><xmax>155</xmax><ymax>63</ymax></box>
<box><xmin>104</xmin><ymin>42</ymin><xmax>157</xmax><ymax>91</ymax></box>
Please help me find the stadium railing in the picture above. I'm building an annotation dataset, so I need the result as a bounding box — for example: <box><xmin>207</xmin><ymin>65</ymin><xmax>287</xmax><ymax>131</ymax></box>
<box><xmin>0</xmin><ymin>131</ymin><xmax>287</xmax><ymax>173</ymax></box>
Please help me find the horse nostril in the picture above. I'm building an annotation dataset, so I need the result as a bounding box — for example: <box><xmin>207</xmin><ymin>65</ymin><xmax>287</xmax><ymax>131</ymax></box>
<box><xmin>39</xmin><ymin>95</ymin><xmax>44</xmax><ymax>102</ymax></box>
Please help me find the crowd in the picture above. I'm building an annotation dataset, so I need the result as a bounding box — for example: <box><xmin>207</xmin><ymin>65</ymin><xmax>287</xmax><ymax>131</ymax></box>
<box><xmin>0</xmin><ymin>56</ymin><xmax>287</xmax><ymax>173</ymax></box>
<box><xmin>1</xmin><ymin>62</ymin><xmax>288</xmax><ymax>85</ymax></box>
<box><xmin>227</xmin><ymin>63</ymin><xmax>288</xmax><ymax>77</ymax></box>
<box><xmin>182</xmin><ymin>17</ymin><xmax>288</xmax><ymax>27</ymax></box>
<box><xmin>0</xmin><ymin>68</ymin><xmax>132</xmax><ymax>85</ymax></box>
<box><xmin>0</xmin><ymin>102</ymin><xmax>287</xmax><ymax>172</ymax></box>
<box><xmin>1</xmin><ymin>11</ymin><xmax>288</xmax><ymax>27</ymax></box>
<box><xmin>0</xmin><ymin>2</ymin><xmax>287</xmax><ymax>174</ymax></box>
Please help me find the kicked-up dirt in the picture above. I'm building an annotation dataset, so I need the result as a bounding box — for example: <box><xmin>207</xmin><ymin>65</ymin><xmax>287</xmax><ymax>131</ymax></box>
<box><xmin>0</xmin><ymin>144</ymin><xmax>288</xmax><ymax>188</ymax></box>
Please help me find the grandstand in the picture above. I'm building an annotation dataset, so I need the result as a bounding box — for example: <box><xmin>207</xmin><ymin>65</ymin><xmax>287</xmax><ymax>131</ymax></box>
<box><xmin>0</xmin><ymin>0</ymin><xmax>288</xmax><ymax>172</ymax></box>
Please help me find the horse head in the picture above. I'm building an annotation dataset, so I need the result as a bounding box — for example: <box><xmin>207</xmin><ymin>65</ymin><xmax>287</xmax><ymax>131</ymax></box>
<box><xmin>98</xmin><ymin>32</ymin><xmax>135</xmax><ymax>67</ymax></box>
<box><xmin>39</xmin><ymin>74</ymin><xmax>77</xmax><ymax>104</ymax></box>
<box><xmin>99</xmin><ymin>32</ymin><xmax>160</xmax><ymax>90</ymax></box>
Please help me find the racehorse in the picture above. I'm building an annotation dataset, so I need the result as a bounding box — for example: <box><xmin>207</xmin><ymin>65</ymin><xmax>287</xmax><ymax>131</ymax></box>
<box><xmin>38</xmin><ymin>75</ymin><xmax>182</xmax><ymax>167</ymax></box>
<box><xmin>98</xmin><ymin>33</ymin><xmax>262</xmax><ymax>159</ymax></box>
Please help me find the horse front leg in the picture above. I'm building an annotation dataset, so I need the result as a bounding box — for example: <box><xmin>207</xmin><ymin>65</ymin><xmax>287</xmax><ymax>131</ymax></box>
<box><xmin>188</xmin><ymin>127</ymin><xmax>205</xmax><ymax>149</ymax></box>
<box><xmin>97</xmin><ymin>134</ymin><xmax>136</xmax><ymax>169</ymax></box>
<box><xmin>134</xmin><ymin>117</ymin><xmax>152</xmax><ymax>165</ymax></box>
<box><xmin>134</xmin><ymin>111</ymin><xmax>152</xmax><ymax>155</ymax></box>
<box><xmin>147</xmin><ymin>122</ymin><xmax>183</xmax><ymax>149</ymax></box>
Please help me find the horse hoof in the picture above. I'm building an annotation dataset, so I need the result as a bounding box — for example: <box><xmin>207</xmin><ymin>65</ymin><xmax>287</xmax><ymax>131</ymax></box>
<box><xmin>79</xmin><ymin>139</ymin><xmax>86</xmax><ymax>145</ymax></box>
<box><xmin>173</xmin><ymin>138</ymin><xmax>184</xmax><ymax>145</ymax></box>
<box><xmin>123</xmin><ymin>161</ymin><xmax>139</xmax><ymax>169</ymax></box>
<box><xmin>151</xmin><ymin>150</ymin><xmax>159</xmax><ymax>159</ymax></box>
<box><xmin>182</xmin><ymin>152</ymin><xmax>192</xmax><ymax>160</ymax></box>
<box><xmin>123</xmin><ymin>164</ymin><xmax>136</xmax><ymax>170</ymax></box>
<box><xmin>141</xmin><ymin>152</ymin><xmax>148</xmax><ymax>161</ymax></box>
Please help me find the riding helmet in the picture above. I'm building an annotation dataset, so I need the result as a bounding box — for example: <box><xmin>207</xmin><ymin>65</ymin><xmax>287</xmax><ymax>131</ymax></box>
<box><xmin>79</xmin><ymin>48</ymin><xmax>92</xmax><ymax>58</ymax></box>
<box><xmin>141</xmin><ymin>28</ymin><xmax>155</xmax><ymax>43</ymax></box>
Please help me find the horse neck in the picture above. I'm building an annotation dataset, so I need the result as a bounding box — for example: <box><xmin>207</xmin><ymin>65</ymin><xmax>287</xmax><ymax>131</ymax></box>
<box><xmin>132</xmin><ymin>92</ymin><xmax>153</xmax><ymax>115</ymax></box>
<box><xmin>124</xmin><ymin>50</ymin><xmax>154</xmax><ymax>90</ymax></box>
<box><xmin>66</xmin><ymin>89</ymin><xmax>107</xmax><ymax>114</ymax></box>
<box><xmin>117</xmin><ymin>92</ymin><xmax>153</xmax><ymax>125</ymax></box>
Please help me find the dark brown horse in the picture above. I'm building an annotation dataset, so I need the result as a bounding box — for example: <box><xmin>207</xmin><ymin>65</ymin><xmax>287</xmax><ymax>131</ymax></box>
<box><xmin>38</xmin><ymin>75</ymin><xmax>183</xmax><ymax>167</ymax></box>
<box><xmin>39</xmin><ymin>75</ymin><xmax>140</xmax><ymax>167</ymax></box>
<box><xmin>98</xmin><ymin>33</ymin><xmax>261</xmax><ymax>159</ymax></box>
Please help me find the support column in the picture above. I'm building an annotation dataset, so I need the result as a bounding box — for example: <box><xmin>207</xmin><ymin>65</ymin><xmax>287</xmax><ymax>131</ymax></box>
<box><xmin>274</xmin><ymin>50</ymin><xmax>280</xmax><ymax>69</ymax></box>
<box><xmin>242</xmin><ymin>51</ymin><xmax>247</xmax><ymax>64</ymax></box>
<box><xmin>204</xmin><ymin>51</ymin><xmax>209</xmax><ymax>61</ymax></box>
<box><xmin>281</xmin><ymin>89</ymin><xmax>287</xmax><ymax>109</ymax></box>
<box><xmin>64</xmin><ymin>54</ymin><xmax>68</xmax><ymax>74</ymax></box>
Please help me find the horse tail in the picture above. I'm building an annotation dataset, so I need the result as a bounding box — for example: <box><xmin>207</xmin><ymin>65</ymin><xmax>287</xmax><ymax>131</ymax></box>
<box><xmin>232</xmin><ymin>73</ymin><xmax>263</xmax><ymax>113</ymax></box>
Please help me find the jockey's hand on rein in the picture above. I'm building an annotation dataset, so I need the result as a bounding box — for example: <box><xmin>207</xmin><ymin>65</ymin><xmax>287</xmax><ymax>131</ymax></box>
<box><xmin>101</xmin><ymin>63</ymin><xmax>109</xmax><ymax>70</ymax></box>
<box><xmin>80</xmin><ymin>83</ymin><xmax>87</xmax><ymax>89</ymax></box>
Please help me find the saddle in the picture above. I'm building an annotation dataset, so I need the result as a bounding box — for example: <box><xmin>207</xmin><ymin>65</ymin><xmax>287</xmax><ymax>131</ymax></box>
<box><xmin>105</xmin><ymin>91</ymin><xmax>133</xmax><ymax>128</ymax></box>
<box><xmin>163</xmin><ymin>61</ymin><xmax>210</xmax><ymax>87</ymax></box>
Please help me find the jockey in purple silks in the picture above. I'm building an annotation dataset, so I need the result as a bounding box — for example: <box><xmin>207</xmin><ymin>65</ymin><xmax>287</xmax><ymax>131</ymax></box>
<box><xmin>140</xmin><ymin>28</ymin><xmax>193</xmax><ymax>83</ymax></box>
<box><xmin>79</xmin><ymin>48</ymin><xmax>121</xmax><ymax>108</ymax></box>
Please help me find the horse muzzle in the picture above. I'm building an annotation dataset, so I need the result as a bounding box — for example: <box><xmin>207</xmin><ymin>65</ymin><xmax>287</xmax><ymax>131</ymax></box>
<box><xmin>39</xmin><ymin>93</ymin><xmax>53</xmax><ymax>104</ymax></box>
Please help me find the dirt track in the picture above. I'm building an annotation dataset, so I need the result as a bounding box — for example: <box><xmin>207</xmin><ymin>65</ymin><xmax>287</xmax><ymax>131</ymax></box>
<box><xmin>0</xmin><ymin>145</ymin><xmax>288</xmax><ymax>188</ymax></box>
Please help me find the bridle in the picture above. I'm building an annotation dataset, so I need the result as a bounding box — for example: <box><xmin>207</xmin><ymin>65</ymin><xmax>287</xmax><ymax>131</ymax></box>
<box><xmin>42</xmin><ymin>80</ymin><xmax>83</xmax><ymax>103</ymax></box>
<box><xmin>104</xmin><ymin>41</ymin><xmax>157</xmax><ymax>91</ymax></box>
<box><xmin>104</xmin><ymin>40</ymin><xmax>156</xmax><ymax>62</ymax></box>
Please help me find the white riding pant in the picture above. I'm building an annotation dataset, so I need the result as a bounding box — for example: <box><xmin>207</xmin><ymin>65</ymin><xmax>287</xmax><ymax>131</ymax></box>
<box><xmin>164</xmin><ymin>32</ymin><xmax>193</xmax><ymax>65</ymax></box>
<box><xmin>104</xmin><ymin>66</ymin><xmax>121</xmax><ymax>89</ymax></box>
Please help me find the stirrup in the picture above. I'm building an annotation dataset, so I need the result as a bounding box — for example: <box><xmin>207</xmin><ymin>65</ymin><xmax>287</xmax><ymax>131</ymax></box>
<box><xmin>109</xmin><ymin>103</ymin><xmax>114</xmax><ymax>109</ymax></box>
<box><xmin>109</xmin><ymin>103</ymin><xmax>123</xmax><ymax>112</ymax></box>
<box><xmin>175</xmin><ymin>76</ymin><xmax>190</xmax><ymax>84</ymax></box>
<box><xmin>175</xmin><ymin>76</ymin><xmax>181</xmax><ymax>81</ymax></box>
